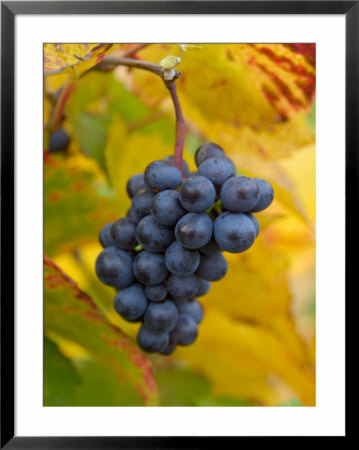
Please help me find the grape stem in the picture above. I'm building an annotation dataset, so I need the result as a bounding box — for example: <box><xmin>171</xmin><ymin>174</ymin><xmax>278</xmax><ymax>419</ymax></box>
<box><xmin>97</xmin><ymin>55</ymin><xmax>185</xmax><ymax>175</ymax></box>
<box><xmin>97</xmin><ymin>56</ymin><xmax>181</xmax><ymax>79</ymax></box>
<box><xmin>206</xmin><ymin>199</ymin><xmax>223</xmax><ymax>218</ymax></box>
<box><xmin>164</xmin><ymin>80</ymin><xmax>186</xmax><ymax>174</ymax></box>
<box><xmin>134</xmin><ymin>244</ymin><xmax>143</xmax><ymax>252</ymax></box>
<box><xmin>50</xmin><ymin>79</ymin><xmax>77</xmax><ymax>131</ymax></box>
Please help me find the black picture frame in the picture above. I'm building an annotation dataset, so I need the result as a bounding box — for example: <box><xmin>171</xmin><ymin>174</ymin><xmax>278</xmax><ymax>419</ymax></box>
<box><xmin>1</xmin><ymin>1</ymin><xmax>355</xmax><ymax>447</ymax></box>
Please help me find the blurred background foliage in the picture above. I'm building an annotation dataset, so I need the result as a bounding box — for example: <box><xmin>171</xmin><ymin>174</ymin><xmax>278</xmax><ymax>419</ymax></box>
<box><xmin>44</xmin><ymin>43</ymin><xmax>316</xmax><ymax>407</ymax></box>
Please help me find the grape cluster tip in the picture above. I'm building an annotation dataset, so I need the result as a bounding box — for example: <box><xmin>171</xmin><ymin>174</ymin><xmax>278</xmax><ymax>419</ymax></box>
<box><xmin>95</xmin><ymin>142</ymin><xmax>274</xmax><ymax>355</ymax></box>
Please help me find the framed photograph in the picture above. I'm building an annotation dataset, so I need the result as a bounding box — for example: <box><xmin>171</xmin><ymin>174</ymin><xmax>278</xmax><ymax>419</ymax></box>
<box><xmin>1</xmin><ymin>1</ymin><xmax>353</xmax><ymax>446</ymax></box>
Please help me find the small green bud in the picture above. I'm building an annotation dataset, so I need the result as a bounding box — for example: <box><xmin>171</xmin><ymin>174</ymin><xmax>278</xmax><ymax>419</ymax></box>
<box><xmin>159</xmin><ymin>55</ymin><xmax>181</xmax><ymax>70</ymax></box>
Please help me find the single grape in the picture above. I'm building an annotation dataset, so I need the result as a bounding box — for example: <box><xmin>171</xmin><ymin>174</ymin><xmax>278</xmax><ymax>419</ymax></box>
<box><xmin>99</xmin><ymin>222</ymin><xmax>116</xmax><ymax>248</ymax></box>
<box><xmin>214</xmin><ymin>212</ymin><xmax>256</xmax><ymax>253</ymax></box>
<box><xmin>167</xmin><ymin>274</ymin><xmax>200</xmax><ymax>302</ymax></box>
<box><xmin>95</xmin><ymin>247</ymin><xmax>134</xmax><ymax>289</ymax></box>
<box><xmin>159</xmin><ymin>341</ymin><xmax>177</xmax><ymax>355</ymax></box>
<box><xmin>220</xmin><ymin>176</ymin><xmax>259</xmax><ymax>212</ymax></box>
<box><xmin>144</xmin><ymin>300</ymin><xmax>178</xmax><ymax>332</ymax></box>
<box><xmin>150</xmin><ymin>190</ymin><xmax>186</xmax><ymax>226</ymax></box>
<box><xmin>131</xmin><ymin>190</ymin><xmax>156</xmax><ymax>221</ymax></box>
<box><xmin>110</xmin><ymin>217</ymin><xmax>138</xmax><ymax>251</ymax></box>
<box><xmin>178</xmin><ymin>299</ymin><xmax>203</xmax><ymax>324</ymax></box>
<box><xmin>248</xmin><ymin>178</ymin><xmax>274</xmax><ymax>212</ymax></box>
<box><xmin>179</xmin><ymin>175</ymin><xmax>216</xmax><ymax>212</ymax></box>
<box><xmin>196</xmin><ymin>252</ymin><xmax>228</xmax><ymax>281</ymax></box>
<box><xmin>164</xmin><ymin>156</ymin><xmax>190</xmax><ymax>177</ymax></box>
<box><xmin>175</xmin><ymin>213</ymin><xmax>213</xmax><ymax>249</ymax></box>
<box><xmin>170</xmin><ymin>314</ymin><xmax>198</xmax><ymax>346</ymax></box>
<box><xmin>48</xmin><ymin>128</ymin><xmax>70</xmax><ymax>153</ymax></box>
<box><xmin>194</xmin><ymin>142</ymin><xmax>225</xmax><ymax>168</ymax></box>
<box><xmin>144</xmin><ymin>160</ymin><xmax>181</xmax><ymax>190</ymax></box>
<box><xmin>113</xmin><ymin>283</ymin><xmax>148</xmax><ymax>322</ymax></box>
<box><xmin>136</xmin><ymin>215</ymin><xmax>173</xmax><ymax>253</ymax></box>
<box><xmin>145</xmin><ymin>284</ymin><xmax>167</xmax><ymax>302</ymax></box>
<box><xmin>196</xmin><ymin>278</ymin><xmax>211</xmax><ymax>297</ymax></box>
<box><xmin>199</xmin><ymin>238</ymin><xmax>222</xmax><ymax>256</ymax></box>
<box><xmin>133</xmin><ymin>251</ymin><xmax>168</xmax><ymax>286</ymax></box>
<box><xmin>126</xmin><ymin>174</ymin><xmax>146</xmax><ymax>198</ymax></box>
<box><xmin>165</xmin><ymin>241</ymin><xmax>200</xmax><ymax>276</ymax></box>
<box><xmin>197</xmin><ymin>157</ymin><xmax>236</xmax><ymax>193</ymax></box>
<box><xmin>247</xmin><ymin>213</ymin><xmax>260</xmax><ymax>237</ymax></box>
<box><xmin>137</xmin><ymin>325</ymin><xmax>169</xmax><ymax>353</ymax></box>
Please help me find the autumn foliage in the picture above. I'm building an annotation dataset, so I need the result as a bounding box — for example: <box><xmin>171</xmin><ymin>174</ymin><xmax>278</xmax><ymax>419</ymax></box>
<box><xmin>44</xmin><ymin>43</ymin><xmax>315</xmax><ymax>406</ymax></box>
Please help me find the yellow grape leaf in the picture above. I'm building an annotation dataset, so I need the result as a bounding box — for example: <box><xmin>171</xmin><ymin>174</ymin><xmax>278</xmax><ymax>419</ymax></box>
<box><xmin>132</xmin><ymin>43</ymin><xmax>315</xmax><ymax>128</ymax></box>
<box><xmin>175</xmin><ymin>306</ymin><xmax>315</xmax><ymax>406</ymax></box>
<box><xmin>104</xmin><ymin>116</ymin><xmax>174</xmax><ymax>208</ymax></box>
<box><xmin>189</xmin><ymin>108</ymin><xmax>315</xmax><ymax>161</ymax></box>
<box><xmin>207</xmin><ymin>231</ymin><xmax>313</xmax><ymax>360</ymax></box>
<box><xmin>44</xmin><ymin>43</ymin><xmax>115</xmax><ymax>77</ymax></box>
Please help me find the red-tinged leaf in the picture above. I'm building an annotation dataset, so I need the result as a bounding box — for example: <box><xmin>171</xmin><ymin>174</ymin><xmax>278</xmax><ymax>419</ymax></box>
<box><xmin>44</xmin><ymin>255</ymin><xmax>158</xmax><ymax>405</ymax></box>
<box><xmin>131</xmin><ymin>44</ymin><xmax>315</xmax><ymax>129</ymax></box>
<box><xmin>44</xmin><ymin>154</ymin><xmax>118</xmax><ymax>256</ymax></box>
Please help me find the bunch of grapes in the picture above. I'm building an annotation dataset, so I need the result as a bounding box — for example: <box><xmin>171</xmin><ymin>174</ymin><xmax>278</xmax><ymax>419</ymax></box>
<box><xmin>95</xmin><ymin>143</ymin><xmax>274</xmax><ymax>355</ymax></box>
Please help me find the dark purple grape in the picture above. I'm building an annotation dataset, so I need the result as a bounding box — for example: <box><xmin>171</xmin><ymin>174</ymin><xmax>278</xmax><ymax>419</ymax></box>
<box><xmin>248</xmin><ymin>178</ymin><xmax>274</xmax><ymax>212</ymax></box>
<box><xmin>137</xmin><ymin>325</ymin><xmax>169</xmax><ymax>353</ymax></box>
<box><xmin>195</xmin><ymin>142</ymin><xmax>225</xmax><ymax>168</ymax></box>
<box><xmin>144</xmin><ymin>300</ymin><xmax>178</xmax><ymax>332</ymax></box>
<box><xmin>99</xmin><ymin>222</ymin><xmax>116</xmax><ymax>248</ymax></box>
<box><xmin>150</xmin><ymin>190</ymin><xmax>186</xmax><ymax>226</ymax></box>
<box><xmin>144</xmin><ymin>160</ymin><xmax>181</xmax><ymax>190</ymax></box>
<box><xmin>145</xmin><ymin>284</ymin><xmax>167</xmax><ymax>302</ymax></box>
<box><xmin>197</xmin><ymin>157</ymin><xmax>236</xmax><ymax>193</ymax></box>
<box><xmin>95</xmin><ymin>247</ymin><xmax>134</xmax><ymax>289</ymax></box>
<box><xmin>196</xmin><ymin>279</ymin><xmax>211</xmax><ymax>297</ymax></box>
<box><xmin>170</xmin><ymin>314</ymin><xmax>198</xmax><ymax>346</ymax></box>
<box><xmin>179</xmin><ymin>175</ymin><xmax>216</xmax><ymax>212</ymax></box>
<box><xmin>113</xmin><ymin>283</ymin><xmax>148</xmax><ymax>322</ymax></box>
<box><xmin>133</xmin><ymin>251</ymin><xmax>168</xmax><ymax>286</ymax></box>
<box><xmin>167</xmin><ymin>274</ymin><xmax>200</xmax><ymax>302</ymax></box>
<box><xmin>247</xmin><ymin>213</ymin><xmax>260</xmax><ymax>237</ymax></box>
<box><xmin>178</xmin><ymin>299</ymin><xmax>203</xmax><ymax>324</ymax></box>
<box><xmin>136</xmin><ymin>215</ymin><xmax>173</xmax><ymax>253</ymax></box>
<box><xmin>126</xmin><ymin>174</ymin><xmax>146</xmax><ymax>198</ymax></box>
<box><xmin>214</xmin><ymin>212</ymin><xmax>256</xmax><ymax>253</ymax></box>
<box><xmin>131</xmin><ymin>190</ymin><xmax>156</xmax><ymax>221</ymax></box>
<box><xmin>220</xmin><ymin>176</ymin><xmax>259</xmax><ymax>213</ymax></box>
<box><xmin>175</xmin><ymin>213</ymin><xmax>213</xmax><ymax>249</ymax></box>
<box><xmin>165</xmin><ymin>241</ymin><xmax>200</xmax><ymax>276</ymax></box>
<box><xmin>196</xmin><ymin>252</ymin><xmax>228</xmax><ymax>281</ymax></box>
<box><xmin>110</xmin><ymin>218</ymin><xmax>138</xmax><ymax>251</ymax></box>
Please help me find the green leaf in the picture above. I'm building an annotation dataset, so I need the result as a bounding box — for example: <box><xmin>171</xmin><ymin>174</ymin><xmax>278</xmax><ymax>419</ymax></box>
<box><xmin>70</xmin><ymin>113</ymin><xmax>110</xmax><ymax>172</ymax></box>
<box><xmin>278</xmin><ymin>398</ymin><xmax>303</xmax><ymax>406</ymax></box>
<box><xmin>44</xmin><ymin>154</ymin><xmax>117</xmax><ymax>256</ymax></box>
<box><xmin>155</xmin><ymin>366</ymin><xmax>252</xmax><ymax>406</ymax></box>
<box><xmin>44</xmin><ymin>255</ymin><xmax>158</xmax><ymax>406</ymax></box>
<box><xmin>155</xmin><ymin>367</ymin><xmax>210</xmax><ymax>406</ymax></box>
<box><xmin>44</xmin><ymin>337</ymin><xmax>81</xmax><ymax>406</ymax></box>
<box><xmin>73</xmin><ymin>359</ymin><xmax>146</xmax><ymax>406</ymax></box>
